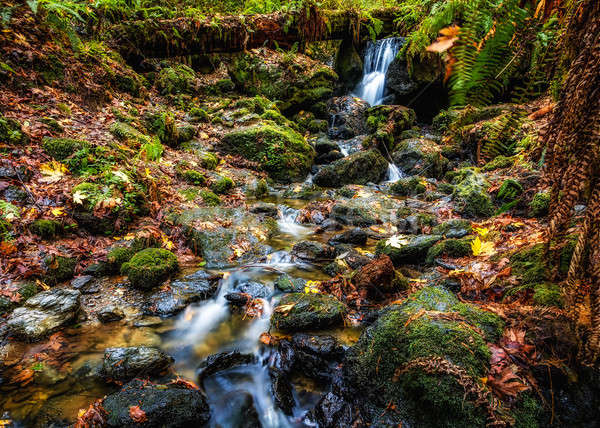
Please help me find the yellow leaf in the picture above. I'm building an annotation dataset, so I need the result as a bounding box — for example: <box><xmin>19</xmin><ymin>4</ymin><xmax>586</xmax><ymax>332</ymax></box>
<box><xmin>145</xmin><ymin>168</ymin><xmax>152</xmax><ymax>178</ymax></box>
<box><xmin>304</xmin><ymin>280</ymin><xmax>320</xmax><ymax>294</ymax></box>
<box><xmin>471</xmin><ymin>236</ymin><xmax>495</xmax><ymax>256</ymax></box>
<box><xmin>39</xmin><ymin>161</ymin><xmax>68</xmax><ymax>183</ymax></box>
<box><xmin>275</xmin><ymin>302</ymin><xmax>296</xmax><ymax>315</ymax></box>
<box><xmin>50</xmin><ymin>207</ymin><xmax>65</xmax><ymax>217</ymax></box>
<box><xmin>473</xmin><ymin>227</ymin><xmax>489</xmax><ymax>239</ymax></box>
<box><xmin>123</xmin><ymin>233</ymin><xmax>136</xmax><ymax>240</ymax></box>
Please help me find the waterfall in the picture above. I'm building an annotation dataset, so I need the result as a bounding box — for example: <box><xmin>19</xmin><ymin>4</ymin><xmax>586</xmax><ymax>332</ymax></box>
<box><xmin>386</xmin><ymin>163</ymin><xmax>403</xmax><ymax>183</ymax></box>
<box><xmin>353</xmin><ymin>38</ymin><xmax>402</xmax><ymax>106</ymax></box>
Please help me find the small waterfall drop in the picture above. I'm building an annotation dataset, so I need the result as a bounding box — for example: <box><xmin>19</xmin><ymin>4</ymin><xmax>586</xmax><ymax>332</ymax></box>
<box><xmin>353</xmin><ymin>38</ymin><xmax>402</xmax><ymax>106</ymax></box>
<box><xmin>386</xmin><ymin>163</ymin><xmax>403</xmax><ymax>183</ymax></box>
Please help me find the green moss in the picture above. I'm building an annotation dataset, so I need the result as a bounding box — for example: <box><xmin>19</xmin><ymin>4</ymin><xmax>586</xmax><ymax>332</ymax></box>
<box><xmin>254</xmin><ymin>178</ymin><xmax>268</xmax><ymax>198</ymax></box>
<box><xmin>44</xmin><ymin>255</ymin><xmax>77</xmax><ymax>285</ymax></box>
<box><xmin>482</xmin><ymin>155</ymin><xmax>515</xmax><ymax>171</ymax></box>
<box><xmin>390</xmin><ymin>176</ymin><xmax>427</xmax><ymax>196</ymax></box>
<box><xmin>510</xmin><ymin>244</ymin><xmax>547</xmax><ymax>287</ymax></box>
<box><xmin>211</xmin><ymin>176</ymin><xmax>234</xmax><ymax>194</ymax></box>
<box><xmin>313</xmin><ymin>149</ymin><xmax>388</xmax><ymax>188</ymax></box>
<box><xmin>30</xmin><ymin>219</ymin><xmax>62</xmax><ymax>239</ymax></box>
<box><xmin>0</xmin><ymin>115</ymin><xmax>27</xmax><ymax>145</ymax></box>
<box><xmin>426</xmin><ymin>238</ymin><xmax>471</xmax><ymax>264</ymax></box>
<box><xmin>200</xmin><ymin>190</ymin><xmax>220</xmax><ymax>206</ymax></box>
<box><xmin>222</xmin><ymin>124</ymin><xmax>314</xmax><ymax>183</ymax></box>
<box><xmin>156</xmin><ymin>64</ymin><xmax>196</xmax><ymax>95</ymax></box>
<box><xmin>529</xmin><ymin>191</ymin><xmax>550</xmax><ymax>218</ymax></box>
<box><xmin>121</xmin><ymin>248</ymin><xmax>179</xmax><ymax>289</ymax></box>
<box><xmin>497</xmin><ymin>179</ymin><xmax>523</xmax><ymax>202</ymax></box>
<box><xmin>432</xmin><ymin>219</ymin><xmax>472</xmax><ymax>236</ymax></box>
<box><xmin>40</xmin><ymin>117</ymin><xmax>64</xmax><ymax>133</ymax></box>
<box><xmin>196</xmin><ymin>152</ymin><xmax>217</xmax><ymax>170</ymax></box>
<box><xmin>140</xmin><ymin>140</ymin><xmax>164</xmax><ymax>161</ymax></box>
<box><xmin>451</xmin><ymin>168</ymin><xmax>494</xmax><ymax>218</ymax></box>
<box><xmin>559</xmin><ymin>234</ymin><xmax>577</xmax><ymax>275</ymax></box>
<box><xmin>233</xmin><ymin>96</ymin><xmax>276</xmax><ymax>115</ymax></box>
<box><xmin>42</xmin><ymin>137</ymin><xmax>87</xmax><ymax>161</ymax></box>
<box><xmin>110</xmin><ymin>122</ymin><xmax>151</xmax><ymax>146</ymax></box>
<box><xmin>533</xmin><ymin>283</ymin><xmax>563</xmax><ymax>307</ymax></box>
<box><xmin>271</xmin><ymin>293</ymin><xmax>345</xmax><ymax>331</ymax></box>
<box><xmin>181</xmin><ymin>169</ymin><xmax>206</xmax><ymax>185</ymax></box>
<box><xmin>179</xmin><ymin>188</ymin><xmax>200</xmax><ymax>202</ymax></box>
<box><xmin>107</xmin><ymin>246</ymin><xmax>136</xmax><ymax>270</ymax></box>
<box><xmin>189</xmin><ymin>107</ymin><xmax>210</xmax><ymax>123</ymax></box>
<box><xmin>0</xmin><ymin>282</ymin><xmax>37</xmax><ymax>316</ymax></box>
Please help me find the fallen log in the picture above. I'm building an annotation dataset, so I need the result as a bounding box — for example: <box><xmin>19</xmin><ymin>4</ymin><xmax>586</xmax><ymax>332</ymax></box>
<box><xmin>111</xmin><ymin>7</ymin><xmax>400</xmax><ymax>59</ymax></box>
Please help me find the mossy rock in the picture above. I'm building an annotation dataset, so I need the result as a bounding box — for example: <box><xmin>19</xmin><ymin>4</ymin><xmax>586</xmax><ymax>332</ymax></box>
<box><xmin>252</xmin><ymin>178</ymin><xmax>269</xmax><ymax>198</ymax></box>
<box><xmin>156</xmin><ymin>64</ymin><xmax>197</xmax><ymax>95</ymax></box>
<box><xmin>121</xmin><ymin>248</ymin><xmax>179</xmax><ymax>289</ymax></box>
<box><xmin>199</xmin><ymin>152</ymin><xmax>219</xmax><ymax>170</ymax></box>
<box><xmin>0</xmin><ymin>281</ymin><xmax>37</xmax><ymax>316</ymax></box>
<box><xmin>42</xmin><ymin>137</ymin><xmax>87</xmax><ymax>161</ymax></box>
<box><xmin>482</xmin><ymin>155</ymin><xmax>515</xmax><ymax>171</ymax></box>
<box><xmin>211</xmin><ymin>176</ymin><xmax>234</xmax><ymax>194</ymax></box>
<box><xmin>30</xmin><ymin>219</ymin><xmax>62</xmax><ymax>239</ymax></box>
<box><xmin>44</xmin><ymin>255</ymin><xmax>77</xmax><ymax>285</ymax></box>
<box><xmin>270</xmin><ymin>293</ymin><xmax>345</xmax><ymax>332</ymax></box>
<box><xmin>510</xmin><ymin>244</ymin><xmax>547</xmax><ymax>287</ymax></box>
<box><xmin>0</xmin><ymin>115</ymin><xmax>27</xmax><ymax>145</ymax></box>
<box><xmin>221</xmin><ymin>124</ymin><xmax>314</xmax><ymax>183</ymax></box>
<box><xmin>200</xmin><ymin>190</ymin><xmax>220</xmax><ymax>206</ymax></box>
<box><xmin>110</xmin><ymin>122</ymin><xmax>151</xmax><ymax>146</ymax></box>
<box><xmin>344</xmin><ymin>286</ymin><xmax>504</xmax><ymax>427</ymax></box>
<box><xmin>390</xmin><ymin>176</ymin><xmax>427</xmax><ymax>196</ymax></box>
<box><xmin>334</xmin><ymin>38</ymin><xmax>363</xmax><ymax>89</ymax></box>
<box><xmin>365</xmin><ymin>105</ymin><xmax>417</xmax><ymax>150</ymax></box>
<box><xmin>313</xmin><ymin>149</ymin><xmax>388</xmax><ymax>188</ymax></box>
<box><xmin>188</xmin><ymin>107</ymin><xmax>210</xmax><ymax>123</ymax></box>
<box><xmin>180</xmin><ymin>169</ymin><xmax>206</xmax><ymax>186</ymax></box>
<box><xmin>529</xmin><ymin>192</ymin><xmax>550</xmax><ymax>218</ymax></box>
<box><xmin>391</xmin><ymin>138</ymin><xmax>448</xmax><ymax>179</ymax></box>
<box><xmin>533</xmin><ymin>283</ymin><xmax>563</xmax><ymax>307</ymax></box>
<box><xmin>431</xmin><ymin>219</ymin><xmax>472</xmax><ymax>239</ymax></box>
<box><xmin>426</xmin><ymin>238</ymin><xmax>472</xmax><ymax>264</ymax></box>
<box><xmin>376</xmin><ymin>234</ymin><xmax>443</xmax><ymax>266</ymax></box>
<box><xmin>450</xmin><ymin>168</ymin><xmax>494</xmax><ymax>218</ymax></box>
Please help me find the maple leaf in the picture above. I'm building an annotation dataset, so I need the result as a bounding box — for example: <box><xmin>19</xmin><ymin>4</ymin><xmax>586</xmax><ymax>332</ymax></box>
<box><xmin>129</xmin><ymin>406</ymin><xmax>147</xmax><ymax>423</ymax></box>
<box><xmin>304</xmin><ymin>280</ymin><xmax>321</xmax><ymax>294</ymax></box>
<box><xmin>50</xmin><ymin>207</ymin><xmax>65</xmax><ymax>217</ymax></box>
<box><xmin>72</xmin><ymin>190</ymin><xmax>87</xmax><ymax>205</ymax></box>
<box><xmin>386</xmin><ymin>235</ymin><xmax>409</xmax><ymax>248</ymax></box>
<box><xmin>487</xmin><ymin>367</ymin><xmax>530</xmax><ymax>398</ymax></box>
<box><xmin>39</xmin><ymin>161</ymin><xmax>68</xmax><ymax>183</ymax></box>
<box><xmin>471</xmin><ymin>237</ymin><xmax>495</xmax><ymax>256</ymax></box>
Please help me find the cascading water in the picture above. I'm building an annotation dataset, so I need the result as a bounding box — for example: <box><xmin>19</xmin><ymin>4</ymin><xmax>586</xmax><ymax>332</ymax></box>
<box><xmin>386</xmin><ymin>163</ymin><xmax>403</xmax><ymax>183</ymax></box>
<box><xmin>353</xmin><ymin>38</ymin><xmax>402</xmax><ymax>106</ymax></box>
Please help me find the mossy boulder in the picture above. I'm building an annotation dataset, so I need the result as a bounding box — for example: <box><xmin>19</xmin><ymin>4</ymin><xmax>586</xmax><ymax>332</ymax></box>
<box><xmin>390</xmin><ymin>176</ymin><xmax>427</xmax><ymax>196</ymax></box>
<box><xmin>482</xmin><ymin>155</ymin><xmax>515</xmax><ymax>171</ymax></box>
<box><xmin>426</xmin><ymin>238</ymin><xmax>472</xmax><ymax>264</ymax></box>
<box><xmin>156</xmin><ymin>64</ymin><xmax>197</xmax><ymax>95</ymax></box>
<box><xmin>199</xmin><ymin>152</ymin><xmax>219</xmax><ymax>170</ymax></box>
<box><xmin>0</xmin><ymin>115</ymin><xmax>27</xmax><ymax>145</ymax></box>
<box><xmin>144</xmin><ymin>111</ymin><xmax>195</xmax><ymax>146</ymax></box>
<box><xmin>270</xmin><ymin>293</ymin><xmax>345</xmax><ymax>332</ymax></box>
<box><xmin>211</xmin><ymin>176</ymin><xmax>234</xmax><ymax>194</ymax></box>
<box><xmin>110</xmin><ymin>122</ymin><xmax>151</xmax><ymax>146</ymax></box>
<box><xmin>432</xmin><ymin>219</ymin><xmax>472</xmax><ymax>238</ymax></box>
<box><xmin>43</xmin><ymin>255</ymin><xmax>77</xmax><ymax>285</ymax></box>
<box><xmin>529</xmin><ymin>191</ymin><xmax>550</xmax><ymax>218</ymax></box>
<box><xmin>365</xmin><ymin>105</ymin><xmax>417</xmax><ymax>149</ymax></box>
<box><xmin>533</xmin><ymin>283</ymin><xmax>563</xmax><ymax>307</ymax></box>
<box><xmin>180</xmin><ymin>169</ymin><xmax>206</xmax><ymax>186</ymax></box>
<box><xmin>30</xmin><ymin>219</ymin><xmax>62</xmax><ymax>239</ymax></box>
<box><xmin>376</xmin><ymin>234</ymin><xmax>443</xmax><ymax>266</ymax></box>
<box><xmin>391</xmin><ymin>138</ymin><xmax>448</xmax><ymax>179</ymax></box>
<box><xmin>448</xmin><ymin>168</ymin><xmax>494</xmax><ymax>218</ymax></box>
<box><xmin>42</xmin><ymin>137</ymin><xmax>87</xmax><ymax>161</ymax></box>
<box><xmin>510</xmin><ymin>244</ymin><xmax>547</xmax><ymax>287</ymax></box>
<box><xmin>200</xmin><ymin>190</ymin><xmax>220</xmax><ymax>206</ymax></box>
<box><xmin>313</xmin><ymin>149</ymin><xmax>388</xmax><ymax>188</ymax></box>
<box><xmin>121</xmin><ymin>248</ymin><xmax>179</xmax><ymax>289</ymax></box>
<box><xmin>343</xmin><ymin>286</ymin><xmax>504</xmax><ymax>427</ymax></box>
<box><xmin>222</xmin><ymin>124</ymin><xmax>314</xmax><ymax>183</ymax></box>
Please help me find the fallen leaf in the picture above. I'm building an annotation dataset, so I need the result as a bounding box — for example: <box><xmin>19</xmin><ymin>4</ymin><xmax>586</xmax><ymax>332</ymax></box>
<box><xmin>129</xmin><ymin>405</ymin><xmax>147</xmax><ymax>423</ymax></box>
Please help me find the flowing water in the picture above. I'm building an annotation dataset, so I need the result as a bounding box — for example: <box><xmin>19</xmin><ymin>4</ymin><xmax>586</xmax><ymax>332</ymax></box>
<box><xmin>386</xmin><ymin>162</ymin><xmax>403</xmax><ymax>183</ymax></box>
<box><xmin>353</xmin><ymin>38</ymin><xmax>402</xmax><ymax>106</ymax></box>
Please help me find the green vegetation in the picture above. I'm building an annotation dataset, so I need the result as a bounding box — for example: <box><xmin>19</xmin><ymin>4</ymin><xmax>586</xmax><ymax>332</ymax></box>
<box><xmin>42</xmin><ymin>137</ymin><xmax>87</xmax><ymax>160</ymax></box>
<box><xmin>121</xmin><ymin>248</ymin><xmax>179</xmax><ymax>289</ymax></box>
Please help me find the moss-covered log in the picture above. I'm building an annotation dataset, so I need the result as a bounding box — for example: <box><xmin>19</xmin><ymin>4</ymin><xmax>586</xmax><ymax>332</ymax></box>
<box><xmin>112</xmin><ymin>8</ymin><xmax>400</xmax><ymax>59</ymax></box>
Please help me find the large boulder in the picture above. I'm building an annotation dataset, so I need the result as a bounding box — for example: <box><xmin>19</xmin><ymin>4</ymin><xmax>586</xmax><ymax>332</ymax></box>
<box><xmin>291</xmin><ymin>241</ymin><xmax>336</xmax><ymax>262</ymax></box>
<box><xmin>327</xmin><ymin>96</ymin><xmax>370</xmax><ymax>139</ymax></box>
<box><xmin>341</xmin><ymin>286</ymin><xmax>505</xmax><ymax>427</ymax></box>
<box><xmin>102</xmin><ymin>379</ymin><xmax>210</xmax><ymax>428</ymax></box>
<box><xmin>121</xmin><ymin>248</ymin><xmax>179</xmax><ymax>289</ymax></box>
<box><xmin>175</xmin><ymin>207</ymin><xmax>274</xmax><ymax>268</ymax></box>
<box><xmin>271</xmin><ymin>293</ymin><xmax>345</xmax><ymax>332</ymax></box>
<box><xmin>447</xmin><ymin>168</ymin><xmax>494</xmax><ymax>218</ymax></box>
<box><xmin>7</xmin><ymin>288</ymin><xmax>80</xmax><ymax>340</ymax></box>
<box><xmin>313</xmin><ymin>149</ymin><xmax>388</xmax><ymax>187</ymax></box>
<box><xmin>221</xmin><ymin>124</ymin><xmax>314</xmax><ymax>183</ymax></box>
<box><xmin>391</xmin><ymin>138</ymin><xmax>449</xmax><ymax>178</ymax></box>
<box><xmin>365</xmin><ymin>105</ymin><xmax>416</xmax><ymax>150</ymax></box>
<box><xmin>376</xmin><ymin>234</ymin><xmax>443</xmax><ymax>266</ymax></box>
<box><xmin>100</xmin><ymin>347</ymin><xmax>174</xmax><ymax>382</ymax></box>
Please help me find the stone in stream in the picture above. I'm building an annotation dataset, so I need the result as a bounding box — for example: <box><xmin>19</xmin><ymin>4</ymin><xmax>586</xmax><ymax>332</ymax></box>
<box><xmin>97</xmin><ymin>304</ymin><xmax>125</xmax><ymax>323</ymax></box>
<box><xmin>213</xmin><ymin>391</ymin><xmax>261</xmax><ymax>428</ymax></box>
<box><xmin>329</xmin><ymin>201</ymin><xmax>378</xmax><ymax>226</ymax></box>
<box><xmin>7</xmin><ymin>288</ymin><xmax>80</xmax><ymax>341</ymax></box>
<box><xmin>313</xmin><ymin>149</ymin><xmax>388</xmax><ymax>188</ymax></box>
<box><xmin>249</xmin><ymin>201</ymin><xmax>279</xmax><ymax>217</ymax></box>
<box><xmin>274</xmin><ymin>275</ymin><xmax>306</xmax><ymax>293</ymax></box>
<box><xmin>352</xmin><ymin>255</ymin><xmax>395</xmax><ymax>295</ymax></box>
<box><xmin>327</xmin><ymin>227</ymin><xmax>368</xmax><ymax>246</ymax></box>
<box><xmin>100</xmin><ymin>347</ymin><xmax>174</xmax><ymax>382</ymax></box>
<box><xmin>315</xmin><ymin>149</ymin><xmax>344</xmax><ymax>165</ymax></box>
<box><xmin>145</xmin><ymin>269</ymin><xmax>218</xmax><ymax>316</ymax></box>
<box><xmin>121</xmin><ymin>248</ymin><xmax>179</xmax><ymax>289</ymax></box>
<box><xmin>391</xmin><ymin>138</ymin><xmax>449</xmax><ymax>179</ymax></box>
<box><xmin>327</xmin><ymin>96</ymin><xmax>370</xmax><ymax>139</ymax></box>
<box><xmin>271</xmin><ymin>293</ymin><xmax>345</xmax><ymax>332</ymax></box>
<box><xmin>376</xmin><ymin>234</ymin><xmax>443</xmax><ymax>266</ymax></box>
<box><xmin>291</xmin><ymin>240</ymin><xmax>336</xmax><ymax>262</ymax></box>
<box><xmin>446</xmin><ymin>168</ymin><xmax>494</xmax><ymax>218</ymax></box>
<box><xmin>197</xmin><ymin>351</ymin><xmax>256</xmax><ymax>386</ymax></box>
<box><xmin>102</xmin><ymin>378</ymin><xmax>210</xmax><ymax>428</ymax></box>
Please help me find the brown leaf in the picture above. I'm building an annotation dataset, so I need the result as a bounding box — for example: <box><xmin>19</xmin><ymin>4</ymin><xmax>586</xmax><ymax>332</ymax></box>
<box><xmin>129</xmin><ymin>405</ymin><xmax>147</xmax><ymax>423</ymax></box>
<box><xmin>487</xmin><ymin>367</ymin><xmax>530</xmax><ymax>398</ymax></box>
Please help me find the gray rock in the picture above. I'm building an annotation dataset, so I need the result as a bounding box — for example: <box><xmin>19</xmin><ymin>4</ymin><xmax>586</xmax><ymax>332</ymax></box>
<box><xmin>103</xmin><ymin>379</ymin><xmax>210</xmax><ymax>428</ymax></box>
<box><xmin>71</xmin><ymin>275</ymin><xmax>94</xmax><ymax>289</ymax></box>
<box><xmin>313</xmin><ymin>149</ymin><xmax>388</xmax><ymax>188</ymax></box>
<box><xmin>328</xmin><ymin>228</ymin><xmax>367</xmax><ymax>246</ymax></box>
<box><xmin>98</xmin><ymin>305</ymin><xmax>125</xmax><ymax>323</ymax></box>
<box><xmin>101</xmin><ymin>346</ymin><xmax>174</xmax><ymax>381</ymax></box>
<box><xmin>249</xmin><ymin>202</ymin><xmax>279</xmax><ymax>217</ymax></box>
<box><xmin>271</xmin><ymin>293</ymin><xmax>345</xmax><ymax>332</ymax></box>
<box><xmin>7</xmin><ymin>288</ymin><xmax>80</xmax><ymax>340</ymax></box>
<box><xmin>327</xmin><ymin>96</ymin><xmax>370</xmax><ymax>139</ymax></box>
<box><xmin>291</xmin><ymin>241</ymin><xmax>336</xmax><ymax>262</ymax></box>
<box><xmin>377</xmin><ymin>234</ymin><xmax>443</xmax><ymax>266</ymax></box>
<box><xmin>330</xmin><ymin>202</ymin><xmax>377</xmax><ymax>226</ymax></box>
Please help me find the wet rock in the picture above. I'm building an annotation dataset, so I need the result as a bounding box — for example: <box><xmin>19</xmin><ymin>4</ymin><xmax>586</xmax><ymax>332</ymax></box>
<box><xmin>213</xmin><ymin>391</ymin><xmax>261</xmax><ymax>428</ymax></box>
<box><xmin>335</xmin><ymin>38</ymin><xmax>363</xmax><ymax>90</ymax></box>
<box><xmin>275</xmin><ymin>275</ymin><xmax>306</xmax><ymax>293</ymax></box>
<box><xmin>43</xmin><ymin>254</ymin><xmax>77</xmax><ymax>285</ymax></box>
<box><xmin>292</xmin><ymin>333</ymin><xmax>344</xmax><ymax>360</ymax></box>
<box><xmin>7</xmin><ymin>288</ymin><xmax>80</xmax><ymax>340</ymax></box>
<box><xmin>313</xmin><ymin>149</ymin><xmax>388</xmax><ymax>188</ymax></box>
<box><xmin>342</xmin><ymin>286</ymin><xmax>505</xmax><ymax>427</ymax></box>
<box><xmin>391</xmin><ymin>138</ymin><xmax>448</xmax><ymax>178</ymax></box>
<box><xmin>198</xmin><ymin>351</ymin><xmax>256</xmax><ymax>385</ymax></box>
<box><xmin>291</xmin><ymin>241</ymin><xmax>336</xmax><ymax>262</ymax></box>
<box><xmin>385</xmin><ymin>53</ymin><xmax>419</xmax><ymax>97</ymax></box>
<box><xmin>249</xmin><ymin>202</ymin><xmax>279</xmax><ymax>217</ymax></box>
<box><xmin>71</xmin><ymin>275</ymin><xmax>94</xmax><ymax>289</ymax></box>
<box><xmin>448</xmin><ymin>168</ymin><xmax>494</xmax><ymax>218</ymax></box>
<box><xmin>353</xmin><ymin>255</ymin><xmax>395</xmax><ymax>293</ymax></box>
<box><xmin>330</xmin><ymin>201</ymin><xmax>377</xmax><ymax>226</ymax></box>
<box><xmin>316</xmin><ymin>219</ymin><xmax>343</xmax><ymax>232</ymax></box>
<box><xmin>365</xmin><ymin>105</ymin><xmax>416</xmax><ymax>149</ymax></box>
<box><xmin>146</xmin><ymin>269</ymin><xmax>218</xmax><ymax>316</ymax></box>
<box><xmin>315</xmin><ymin>150</ymin><xmax>344</xmax><ymax>164</ymax></box>
<box><xmin>2</xmin><ymin>185</ymin><xmax>29</xmax><ymax>203</ymax></box>
<box><xmin>97</xmin><ymin>304</ymin><xmax>125</xmax><ymax>323</ymax></box>
<box><xmin>269</xmin><ymin>368</ymin><xmax>295</xmax><ymax>415</ymax></box>
<box><xmin>376</xmin><ymin>234</ymin><xmax>443</xmax><ymax>266</ymax></box>
<box><xmin>224</xmin><ymin>292</ymin><xmax>251</xmax><ymax>307</ymax></box>
<box><xmin>432</xmin><ymin>218</ymin><xmax>472</xmax><ymax>238</ymax></box>
<box><xmin>315</xmin><ymin>137</ymin><xmax>340</xmax><ymax>155</ymax></box>
<box><xmin>102</xmin><ymin>378</ymin><xmax>210</xmax><ymax>428</ymax></box>
<box><xmin>121</xmin><ymin>248</ymin><xmax>179</xmax><ymax>289</ymax></box>
<box><xmin>327</xmin><ymin>96</ymin><xmax>370</xmax><ymax>139</ymax></box>
<box><xmin>328</xmin><ymin>228</ymin><xmax>367</xmax><ymax>246</ymax></box>
<box><xmin>175</xmin><ymin>207</ymin><xmax>271</xmax><ymax>268</ymax></box>
<box><xmin>101</xmin><ymin>347</ymin><xmax>174</xmax><ymax>382</ymax></box>
<box><xmin>233</xmin><ymin>280</ymin><xmax>270</xmax><ymax>298</ymax></box>
<box><xmin>271</xmin><ymin>293</ymin><xmax>345</xmax><ymax>332</ymax></box>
